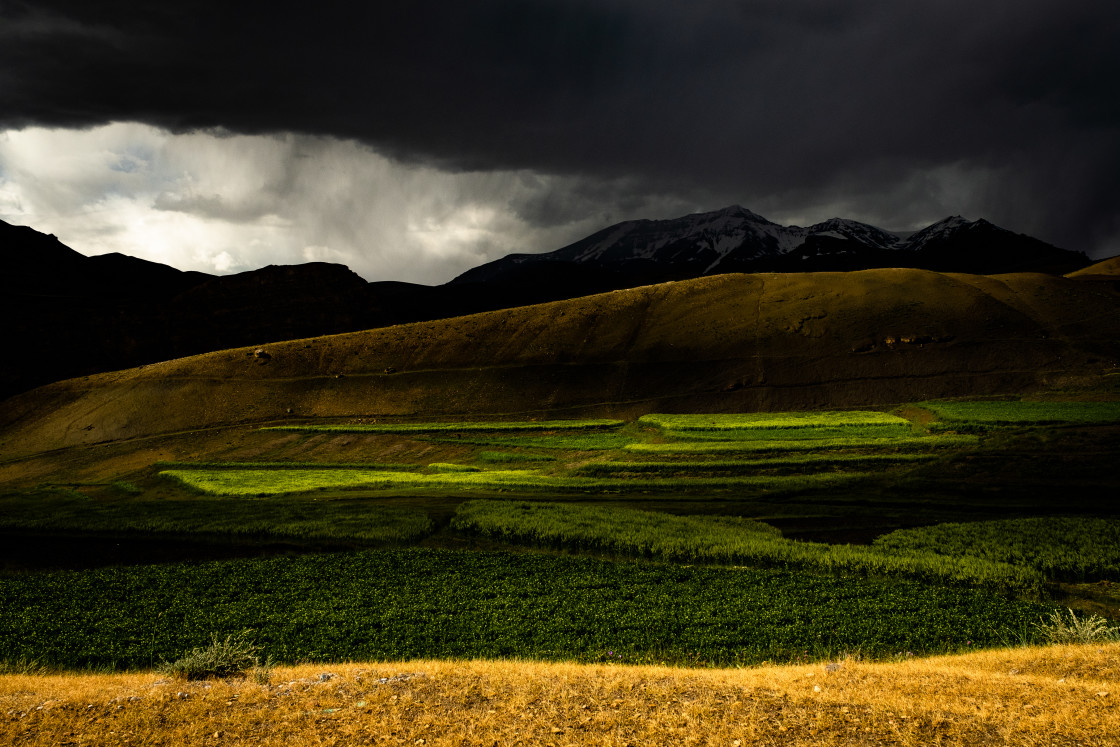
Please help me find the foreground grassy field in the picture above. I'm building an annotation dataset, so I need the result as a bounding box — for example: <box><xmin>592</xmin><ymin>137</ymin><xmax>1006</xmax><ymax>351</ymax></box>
<box><xmin>4</xmin><ymin>644</ymin><xmax>1119</xmax><ymax>746</ymax></box>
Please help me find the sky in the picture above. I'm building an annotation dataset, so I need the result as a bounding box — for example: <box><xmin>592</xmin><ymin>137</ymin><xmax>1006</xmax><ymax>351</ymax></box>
<box><xmin>1</xmin><ymin>0</ymin><xmax>1117</xmax><ymax>284</ymax></box>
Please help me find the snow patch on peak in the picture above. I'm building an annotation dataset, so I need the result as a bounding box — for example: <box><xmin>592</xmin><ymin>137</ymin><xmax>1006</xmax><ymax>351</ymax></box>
<box><xmin>900</xmin><ymin>216</ymin><xmax>974</xmax><ymax>251</ymax></box>
<box><xmin>715</xmin><ymin>205</ymin><xmax>773</xmax><ymax>223</ymax></box>
<box><xmin>929</xmin><ymin>215</ymin><xmax>970</xmax><ymax>229</ymax></box>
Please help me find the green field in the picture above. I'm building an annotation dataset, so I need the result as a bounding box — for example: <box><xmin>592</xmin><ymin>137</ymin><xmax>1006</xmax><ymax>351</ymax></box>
<box><xmin>451</xmin><ymin>501</ymin><xmax>1041</xmax><ymax>593</ymax></box>
<box><xmin>923</xmin><ymin>400</ymin><xmax>1120</xmax><ymax>430</ymax></box>
<box><xmin>874</xmin><ymin>517</ymin><xmax>1120</xmax><ymax>581</ymax></box>
<box><xmin>0</xmin><ymin>549</ymin><xmax>1053</xmax><ymax>670</ymax></box>
<box><xmin>638</xmin><ymin>412</ymin><xmax>911</xmax><ymax>430</ymax></box>
<box><xmin>4</xmin><ymin>401</ymin><xmax>1119</xmax><ymax>672</ymax></box>
<box><xmin>159</xmin><ymin>466</ymin><xmax>875</xmax><ymax>496</ymax></box>
<box><xmin>153</xmin><ymin>461</ymin><xmax>421</xmax><ymax>470</ymax></box>
<box><xmin>574</xmin><ymin>453</ymin><xmax>938</xmax><ymax>476</ymax></box>
<box><xmin>625</xmin><ymin>434</ymin><xmax>978</xmax><ymax>453</ymax></box>
<box><xmin>0</xmin><ymin>492</ymin><xmax>433</xmax><ymax>544</ymax></box>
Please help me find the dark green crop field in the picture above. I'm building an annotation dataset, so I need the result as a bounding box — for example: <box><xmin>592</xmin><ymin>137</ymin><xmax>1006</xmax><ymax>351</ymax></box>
<box><xmin>0</xmin><ymin>549</ymin><xmax>1052</xmax><ymax>670</ymax></box>
<box><xmin>874</xmin><ymin>517</ymin><xmax>1120</xmax><ymax>582</ymax></box>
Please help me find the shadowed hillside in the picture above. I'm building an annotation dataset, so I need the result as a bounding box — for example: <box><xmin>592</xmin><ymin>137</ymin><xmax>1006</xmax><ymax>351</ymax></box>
<box><xmin>2</xmin><ymin>268</ymin><xmax>1118</xmax><ymax>457</ymax></box>
<box><xmin>3</xmin><ymin>216</ymin><xmax>1103</xmax><ymax>401</ymax></box>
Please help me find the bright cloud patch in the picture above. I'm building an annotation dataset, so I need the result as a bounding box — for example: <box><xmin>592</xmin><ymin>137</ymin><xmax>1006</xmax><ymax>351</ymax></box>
<box><xmin>0</xmin><ymin>124</ymin><xmax>704</xmax><ymax>283</ymax></box>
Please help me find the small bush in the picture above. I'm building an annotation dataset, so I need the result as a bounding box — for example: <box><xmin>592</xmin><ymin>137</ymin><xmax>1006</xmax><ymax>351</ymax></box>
<box><xmin>159</xmin><ymin>631</ymin><xmax>263</xmax><ymax>680</ymax></box>
<box><xmin>1034</xmin><ymin>608</ymin><xmax>1120</xmax><ymax>644</ymax></box>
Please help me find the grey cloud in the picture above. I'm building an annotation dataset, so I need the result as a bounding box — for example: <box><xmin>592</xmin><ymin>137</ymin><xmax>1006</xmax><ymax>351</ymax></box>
<box><xmin>152</xmin><ymin>192</ymin><xmax>279</xmax><ymax>223</ymax></box>
<box><xmin>0</xmin><ymin>0</ymin><xmax>1117</xmax><ymax>257</ymax></box>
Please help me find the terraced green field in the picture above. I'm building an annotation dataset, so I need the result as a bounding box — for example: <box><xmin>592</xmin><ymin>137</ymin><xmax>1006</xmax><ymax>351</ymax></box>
<box><xmin>573</xmin><ymin>453</ymin><xmax>938</xmax><ymax>475</ymax></box>
<box><xmin>160</xmin><ymin>412</ymin><xmax>956</xmax><ymax>496</ymax></box>
<box><xmin>4</xmin><ymin>401</ymin><xmax>1119</xmax><ymax>672</ymax></box>
<box><xmin>923</xmin><ymin>400</ymin><xmax>1120</xmax><ymax>431</ymax></box>
<box><xmin>625</xmin><ymin>435</ymin><xmax>978</xmax><ymax>453</ymax></box>
<box><xmin>159</xmin><ymin>466</ymin><xmax>874</xmax><ymax>496</ymax></box>
<box><xmin>638</xmin><ymin>412</ymin><xmax>911</xmax><ymax>430</ymax></box>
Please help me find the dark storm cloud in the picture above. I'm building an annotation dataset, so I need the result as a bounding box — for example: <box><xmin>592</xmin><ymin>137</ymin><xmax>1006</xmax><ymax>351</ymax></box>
<box><xmin>1</xmin><ymin>0</ymin><xmax>1118</xmax><ymax>255</ymax></box>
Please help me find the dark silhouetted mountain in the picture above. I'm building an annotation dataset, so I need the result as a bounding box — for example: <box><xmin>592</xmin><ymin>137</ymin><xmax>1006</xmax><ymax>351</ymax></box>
<box><xmin>1</xmin><ymin>219</ymin><xmax>213</xmax><ymax>298</ymax></box>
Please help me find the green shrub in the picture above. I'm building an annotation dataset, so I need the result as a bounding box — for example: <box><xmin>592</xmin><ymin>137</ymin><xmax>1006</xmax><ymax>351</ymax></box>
<box><xmin>1033</xmin><ymin>609</ymin><xmax>1120</xmax><ymax>644</ymax></box>
<box><xmin>159</xmin><ymin>631</ymin><xmax>265</xmax><ymax>680</ymax></box>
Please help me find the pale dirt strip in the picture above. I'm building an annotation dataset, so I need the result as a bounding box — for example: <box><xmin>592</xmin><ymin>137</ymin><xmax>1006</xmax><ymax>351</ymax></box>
<box><xmin>2</xmin><ymin>644</ymin><xmax>1118</xmax><ymax>746</ymax></box>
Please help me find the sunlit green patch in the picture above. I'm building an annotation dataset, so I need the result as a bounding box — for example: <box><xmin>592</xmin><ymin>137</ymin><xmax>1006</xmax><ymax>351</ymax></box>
<box><xmin>625</xmin><ymin>435</ymin><xmax>979</xmax><ymax>454</ymax></box>
<box><xmin>160</xmin><ymin>468</ymin><xmax>549</xmax><ymax>495</ymax></box>
<box><xmin>154</xmin><ymin>461</ymin><xmax>420</xmax><ymax>470</ymax></box>
<box><xmin>922</xmin><ymin>400</ymin><xmax>1120</xmax><ymax>428</ymax></box>
<box><xmin>659</xmin><ymin>426</ymin><xmax>915</xmax><ymax>441</ymax></box>
<box><xmin>639</xmin><ymin>411</ymin><xmax>910</xmax><ymax>431</ymax></box>
<box><xmin>159</xmin><ymin>467</ymin><xmax>873</xmax><ymax>497</ymax></box>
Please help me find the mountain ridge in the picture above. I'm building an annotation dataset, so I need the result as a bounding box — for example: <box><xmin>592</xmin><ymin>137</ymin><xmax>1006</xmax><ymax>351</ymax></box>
<box><xmin>452</xmin><ymin>207</ymin><xmax>1089</xmax><ymax>284</ymax></box>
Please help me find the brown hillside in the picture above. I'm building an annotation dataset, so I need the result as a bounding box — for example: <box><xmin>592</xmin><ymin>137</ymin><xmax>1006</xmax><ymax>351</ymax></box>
<box><xmin>2</xmin><ymin>269</ymin><xmax>1119</xmax><ymax>457</ymax></box>
<box><xmin>1067</xmin><ymin>255</ymin><xmax>1120</xmax><ymax>277</ymax></box>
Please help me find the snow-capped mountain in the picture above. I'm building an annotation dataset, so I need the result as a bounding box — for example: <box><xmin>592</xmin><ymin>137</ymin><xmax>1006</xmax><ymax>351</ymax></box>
<box><xmin>452</xmin><ymin>206</ymin><xmax>1088</xmax><ymax>284</ymax></box>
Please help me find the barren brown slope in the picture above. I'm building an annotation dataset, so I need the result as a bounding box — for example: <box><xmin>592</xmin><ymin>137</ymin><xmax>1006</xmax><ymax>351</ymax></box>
<box><xmin>1067</xmin><ymin>255</ymin><xmax>1120</xmax><ymax>277</ymax></box>
<box><xmin>2</xmin><ymin>269</ymin><xmax>1118</xmax><ymax>457</ymax></box>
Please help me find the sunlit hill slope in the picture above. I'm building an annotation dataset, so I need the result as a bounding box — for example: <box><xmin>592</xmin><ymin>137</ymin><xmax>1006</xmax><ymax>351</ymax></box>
<box><xmin>2</xmin><ymin>266</ymin><xmax>1118</xmax><ymax>457</ymax></box>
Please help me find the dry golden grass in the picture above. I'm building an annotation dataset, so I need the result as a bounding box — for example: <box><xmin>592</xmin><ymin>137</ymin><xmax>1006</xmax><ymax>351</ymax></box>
<box><xmin>3</xmin><ymin>644</ymin><xmax>1118</xmax><ymax>746</ymax></box>
<box><xmin>1067</xmin><ymin>257</ymin><xmax>1120</xmax><ymax>277</ymax></box>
